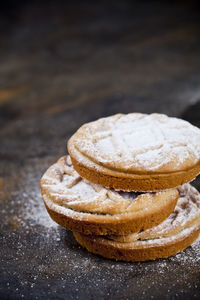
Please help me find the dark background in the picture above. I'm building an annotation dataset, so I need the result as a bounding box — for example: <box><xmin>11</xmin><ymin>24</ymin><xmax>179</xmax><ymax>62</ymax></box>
<box><xmin>0</xmin><ymin>1</ymin><xmax>200</xmax><ymax>299</ymax></box>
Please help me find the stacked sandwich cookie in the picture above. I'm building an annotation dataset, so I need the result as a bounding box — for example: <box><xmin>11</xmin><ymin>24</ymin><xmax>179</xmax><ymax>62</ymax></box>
<box><xmin>41</xmin><ymin>113</ymin><xmax>200</xmax><ymax>261</ymax></box>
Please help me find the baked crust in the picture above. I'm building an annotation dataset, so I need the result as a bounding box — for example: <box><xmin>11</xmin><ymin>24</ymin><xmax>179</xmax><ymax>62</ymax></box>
<box><xmin>73</xmin><ymin>184</ymin><xmax>200</xmax><ymax>261</ymax></box>
<box><xmin>73</xmin><ymin>226</ymin><xmax>200</xmax><ymax>262</ymax></box>
<box><xmin>41</xmin><ymin>156</ymin><xmax>178</xmax><ymax>235</ymax></box>
<box><xmin>68</xmin><ymin>113</ymin><xmax>200</xmax><ymax>191</ymax></box>
<box><xmin>70</xmin><ymin>153</ymin><xmax>200</xmax><ymax>191</ymax></box>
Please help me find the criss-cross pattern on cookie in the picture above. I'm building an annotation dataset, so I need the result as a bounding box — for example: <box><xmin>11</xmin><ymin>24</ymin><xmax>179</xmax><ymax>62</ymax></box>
<box><xmin>109</xmin><ymin>184</ymin><xmax>200</xmax><ymax>243</ymax></box>
<box><xmin>72</xmin><ymin>113</ymin><xmax>200</xmax><ymax>172</ymax></box>
<box><xmin>41</xmin><ymin>156</ymin><xmax>163</xmax><ymax>215</ymax></box>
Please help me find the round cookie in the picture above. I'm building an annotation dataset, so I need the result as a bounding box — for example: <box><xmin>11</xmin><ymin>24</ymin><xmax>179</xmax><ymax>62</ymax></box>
<box><xmin>40</xmin><ymin>156</ymin><xmax>178</xmax><ymax>235</ymax></box>
<box><xmin>74</xmin><ymin>184</ymin><xmax>200</xmax><ymax>261</ymax></box>
<box><xmin>68</xmin><ymin>113</ymin><xmax>200</xmax><ymax>191</ymax></box>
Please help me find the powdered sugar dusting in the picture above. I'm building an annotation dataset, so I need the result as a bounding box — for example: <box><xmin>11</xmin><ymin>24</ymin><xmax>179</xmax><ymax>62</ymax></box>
<box><xmin>72</xmin><ymin>113</ymin><xmax>200</xmax><ymax>172</ymax></box>
<box><xmin>13</xmin><ymin>162</ymin><xmax>59</xmax><ymax>230</ymax></box>
<box><xmin>41</xmin><ymin>156</ymin><xmax>175</xmax><ymax>217</ymax></box>
<box><xmin>22</xmin><ymin>191</ymin><xmax>58</xmax><ymax>229</ymax></box>
<box><xmin>109</xmin><ymin>184</ymin><xmax>200</xmax><ymax>245</ymax></box>
<box><xmin>131</xmin><ymin>226</ymin><xmax>198</xmax><ymax>247</ymax></box>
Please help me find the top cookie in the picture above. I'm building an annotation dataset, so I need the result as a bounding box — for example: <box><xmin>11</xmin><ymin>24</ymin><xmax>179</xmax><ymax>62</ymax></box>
<box><xmin>68</xmin><ymin>113</ymin><xmax>200</xmax><ymax>191</ymax></box>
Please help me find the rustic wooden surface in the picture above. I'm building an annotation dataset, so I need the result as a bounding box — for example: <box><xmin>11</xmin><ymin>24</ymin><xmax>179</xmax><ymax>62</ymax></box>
<box><xmin>0</xmin><ymin>1</ymin><xmax>200</xmax><ymax>299</ymax></box>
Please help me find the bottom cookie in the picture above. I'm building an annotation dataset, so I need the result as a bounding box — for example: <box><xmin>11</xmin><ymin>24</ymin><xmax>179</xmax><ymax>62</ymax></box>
<box><xmin>73</xmin><ymin>184</ymin><xmax>200</xmax><ymax>261</ymax></box>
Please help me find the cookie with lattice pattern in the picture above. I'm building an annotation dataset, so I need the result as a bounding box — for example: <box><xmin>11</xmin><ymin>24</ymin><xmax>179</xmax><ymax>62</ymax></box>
<box><xmin>68</xmin><ymin>113</ymin><xmax>200</xmax><ymax>191</ymax></box>
<box><xmin>74</xmin><ymin>184</ymin><xmax>200</xmax><ymax>261</ymax></box>
<box><xmin>40</xmin><ymin>156</ymin><xmax>178</xmax><ymax>235</ymax></box>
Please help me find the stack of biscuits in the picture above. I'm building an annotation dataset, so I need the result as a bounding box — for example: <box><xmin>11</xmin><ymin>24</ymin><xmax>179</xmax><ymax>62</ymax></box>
<box><xmin>41</xmin><ymin>113</ymin><xmax>200</xmax><ymax>261</ymax></box>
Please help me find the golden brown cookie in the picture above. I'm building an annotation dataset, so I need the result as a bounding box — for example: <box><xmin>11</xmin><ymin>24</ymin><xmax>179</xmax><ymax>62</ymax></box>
<box><xmin>68</xmin><ymin>113</ymin><xmax>200</xmax><ymax>191</ymax></box>
<box><xmin>40</xmin><ymin>156</ymin><xmax>178</xmax><ymax>235</ymax></box>
<box><xmin>74</xmin><ymin>184</ymin><xmax>200</xmax><ymax>261</ymax></box>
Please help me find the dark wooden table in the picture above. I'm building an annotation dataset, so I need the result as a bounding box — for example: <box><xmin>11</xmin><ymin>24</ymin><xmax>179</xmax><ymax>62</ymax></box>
<box><xmin>1</xmin><ymin>1</ymin><xmax>200</xmax><ymax>299</ymax></box>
